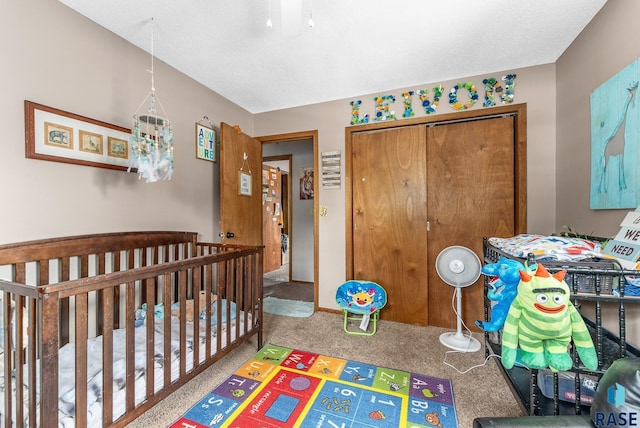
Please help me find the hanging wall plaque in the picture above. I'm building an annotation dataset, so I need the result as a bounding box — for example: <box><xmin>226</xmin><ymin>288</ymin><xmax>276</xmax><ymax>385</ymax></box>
<box><xmin>321</xmin><ymin>150</ymin><xmax>341</xmax><ymax>189</ymax></box>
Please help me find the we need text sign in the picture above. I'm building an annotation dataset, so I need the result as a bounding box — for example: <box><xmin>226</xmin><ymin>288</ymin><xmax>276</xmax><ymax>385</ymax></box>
<box><xmin>602</xmin><ymin>212</ymin><xmax>640</xmax><ymax>269</ymax></box>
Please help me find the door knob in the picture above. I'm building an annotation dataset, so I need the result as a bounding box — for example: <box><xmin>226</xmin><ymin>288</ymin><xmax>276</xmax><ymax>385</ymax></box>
<box><xmin>226</xmin><ymin>232</ymin><xmax>235</xmax><ymax>238</ymax></box>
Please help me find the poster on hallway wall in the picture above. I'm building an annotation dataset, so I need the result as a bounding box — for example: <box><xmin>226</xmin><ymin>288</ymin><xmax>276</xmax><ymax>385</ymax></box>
<box><xmin>590</xmin><ymin>57</ymin><xmax>640</xmax><ymax>209</ymax></box>
<box><xmin>299</xmin><ymin>167</ymin><xmax>314</xmax><ymax>199</ymax></box>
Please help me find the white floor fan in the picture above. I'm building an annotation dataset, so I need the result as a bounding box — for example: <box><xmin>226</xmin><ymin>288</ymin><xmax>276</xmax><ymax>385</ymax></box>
<box><xmin>435</xmin><ymin>245</ymin><xmax>482</xmax><ymax>353</ymax></box>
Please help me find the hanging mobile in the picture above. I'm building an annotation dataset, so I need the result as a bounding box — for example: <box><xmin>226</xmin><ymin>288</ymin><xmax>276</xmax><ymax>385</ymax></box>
<box><xmin>129</xmin><ymin>17</ymin><xmax>175</xmax><ymax>183</ymax></box>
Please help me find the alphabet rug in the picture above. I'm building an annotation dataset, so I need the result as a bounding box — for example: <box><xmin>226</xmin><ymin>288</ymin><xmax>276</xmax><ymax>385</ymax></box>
<box><xmin>171</xmin><ymin>343</ymin><xmax>458</xmax><ymax>427</ymax></box>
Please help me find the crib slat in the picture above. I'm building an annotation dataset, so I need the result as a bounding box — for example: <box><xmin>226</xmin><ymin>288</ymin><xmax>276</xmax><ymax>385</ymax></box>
<box><xmin>204</xmin><ymin>262</ymin><xmax>213</xmax><ymax>358</ymax></box>
<box><xmin>127</xmin><ymin>247</ymin><xmax>135</xmax><ymax>271</ymax></box>
<box><xmin>215</xmin><ymin>260</ymin><xmax>223</xmax><ymax>354</ymax></box>
<box><xmin>163</xmin><ymin>272</ymin><xmax>172</xmax><ymax>388</ymax></box>
<box><xmin>225</xmin><ymin>258</ymin><xmax>234</xmax><ymax>347</ymax></box>
<box><xmin>40</xmin><ymin>292</ymin><xmax>60</xmax><ymax>427</ymax></box>
<box><xmin>15</xmin><ymin>262</ymin><xmax>25</xmax><ymax>284</ymax></box>
<box><xmin>125</xmin><ymin>282</ymin><xmax>136</xmax><ymax>412</ymax></box>
<box><xmin>144</xmin><ymin>277</ymin><xmax>156</xmax><ymax>400</ymax></box>
<box><xmin>140</xmin><ymin>248</ymin><xmax>149</xmax><ymax>305</ymax></box>
<box><xmin>80</xmin><ymin>254</ymin><xmax>89</xmax><ymax>280</ymax></box>
<box><xmin>102</xmin><ymin>286</ymin><xmax>115</xmax><ymax>425</ymax></box>
<box><xmin>75</xmin><ymin>292</ymin><xmax>89</xmax><ymax>427</ymax></box>
<box><xmin>178</xmin><ymin>268</ymin><xmax>187</xmax><ymax>377</ymax></box>
<box><xmin>237</xmin><ymin>256</ymin><xmax>245</xmax><ymax>339</ymax></box>
<box><xmin>96</xmin><ymin>251</ymin><xmax>106</xmax><ymax>337</ymax></box>
<box><xmin>60</xmin><ymin>257</ymin><xmax>71</xmax><ymax>345</ymax></box>
<box><xmin>14</xmin><ymin>295</ymin><xmax>25</xmax><ymax>427</ymax></box>
<box><xmin>113</xmin><ymin>250</ymin><xmax>122</xmax><ymax>329</ymax></box>
<box><xmin>27</xmin><ymin>297</ymin><xmax>37</xmax><ymax>426</ymax></box>
<box><xmin>192</xmin><ymin>266</ymin><xmax>201</xmax><ymax>368</ymax></box>
<box><xmin>2</xmin><ymin>294</ymin><xmax>12</xmax><ymax>428</ymax></box>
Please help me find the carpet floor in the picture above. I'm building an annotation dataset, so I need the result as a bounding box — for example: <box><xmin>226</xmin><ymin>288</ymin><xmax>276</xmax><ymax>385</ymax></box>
<box><xmin>128</xmin><ymin>312</ymin><xmax>524</xmax><ymax>428</ymax></box>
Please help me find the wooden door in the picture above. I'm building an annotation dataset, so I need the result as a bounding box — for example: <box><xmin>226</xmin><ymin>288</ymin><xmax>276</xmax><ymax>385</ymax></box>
<box><xmin>262</xmin><ymin>165</ymin><xmax>282</xmax><ymax>272</ymax></box>
<box><xmin>219</xmin><ymin>122</ymin><xmax>263</xmax><ymax>246</ymax></box>
<box><xmin>426</xmin><ymin>116</ymin><xmax>515</xmax><ymax>329</ymax></box>
<box><xmin>352</xmin><ymin>126</ymin><xmax>428</xmax><ymax>325</ymax></box>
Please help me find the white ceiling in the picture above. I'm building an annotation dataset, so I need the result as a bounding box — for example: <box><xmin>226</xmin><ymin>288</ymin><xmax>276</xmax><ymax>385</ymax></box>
<box><xmin>57</xmin><ymin>0</ymin><xmax>607</xmax><ymax>114</ymax></box>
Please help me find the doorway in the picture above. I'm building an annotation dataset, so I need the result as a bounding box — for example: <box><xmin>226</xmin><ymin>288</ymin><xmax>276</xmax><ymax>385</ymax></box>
<box><xmin>259</xmin><ymin>131</ymin><xmax>318</xmax><ymax>306</ymax></box>
<box><xmin>263</xmin><ymin>155</ymin><xmax>292</xmax><ymax>284</ymax></box>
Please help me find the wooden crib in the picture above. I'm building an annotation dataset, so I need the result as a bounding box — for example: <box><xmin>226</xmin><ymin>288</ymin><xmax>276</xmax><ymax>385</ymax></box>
<box><xmin>0</xmin><ymin>231</ymin><xmax>263</xmax><ymax>427</ymax></box>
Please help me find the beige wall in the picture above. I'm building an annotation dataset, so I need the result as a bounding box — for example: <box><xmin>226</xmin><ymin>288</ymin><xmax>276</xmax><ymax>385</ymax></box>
<box><xmin>556</xmin><ymin>0</ymin><xmax>640</xmax><ymax>237</ymax></box>
<box><xmin>556</xmin><ymin>0</ymin><xmax>640</xmax><ymax>345</ymax></box>
<box><xmin>1</xmin><ymin>0</ymin><xmax>253</xmax><ymax>244</ymax></box>
<box><xmin>255</xmin><ymin>65</ymin><xmax>559</xmax><ymax>309</ymax></box>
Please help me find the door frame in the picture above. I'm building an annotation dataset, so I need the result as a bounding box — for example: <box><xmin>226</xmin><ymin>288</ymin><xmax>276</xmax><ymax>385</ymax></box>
<box><xmin>257</xmin><ymin>130</ymin><xmax>319</xmax><ymax>307</ymax></box>
<box><xmin>344</xmin><ymin>103</ymin><xmax>528</xmax><ymax>279</ymax></box>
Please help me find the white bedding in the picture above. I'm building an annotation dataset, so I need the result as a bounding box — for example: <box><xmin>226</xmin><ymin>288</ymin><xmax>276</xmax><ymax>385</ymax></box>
<box><xmin>488</xmin><ymin>234</ymin><xmax>602</xmax><ymax>261</ymax></box>
<box><xmin>0</xmin><ymin>306</ymin><xmax>251</xmax><ymax>427</ymax></box>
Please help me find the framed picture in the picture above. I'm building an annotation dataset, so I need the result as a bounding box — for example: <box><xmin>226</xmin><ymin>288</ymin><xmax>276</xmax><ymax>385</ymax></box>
<box><xmin>196</xmin><ymin>123</ymin><xmax>216</xmax><ymax>162</ymax></box>
<box><xmin>299</xmin><ymin>167</ymin><xmax>314</xmax><ymax>199</ymax></box>
<box><xmin>239</xmin><ymin>171</ymin><xmax>252</xmax><ymax>196</ymax></box>
<box><xmin>79</xmin><ymin>130</ymin><xmax>103</xmax><ymax>155</ymax></box>
<box><xmin>44</xmin><ymin>121</ymin><xmax>74</xmax><ymax>150</ymax></box>
<box><xmin>25</xmin><ymin>100</ymin><xmax>132</xmax><ymax>171</ymax></box>
<box><xmin>107</xmin><ymin>137</ymin><xmax>128</xmax><ymax>159</ymax></box>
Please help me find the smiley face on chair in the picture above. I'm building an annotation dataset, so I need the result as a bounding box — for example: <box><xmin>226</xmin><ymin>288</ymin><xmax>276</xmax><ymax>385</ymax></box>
<box><xmin>347</xmin><ymin>288</ymin><xmax>377</xmax><ymax>308</ymax></box>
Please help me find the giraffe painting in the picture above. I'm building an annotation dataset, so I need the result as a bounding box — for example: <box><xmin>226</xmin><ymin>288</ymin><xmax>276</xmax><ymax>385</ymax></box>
<box><xmin>597</xmin><ymin>81</ymin><xmax>638</xmax><ymax>194</ymax></box>
<box><xmin>590</xmin><ymin>57</ymin><xmax>640</xmax><ymax>209</ymax></box>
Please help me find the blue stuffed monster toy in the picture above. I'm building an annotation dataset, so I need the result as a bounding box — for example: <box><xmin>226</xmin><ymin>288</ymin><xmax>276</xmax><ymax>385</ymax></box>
<box><xmin>476</xmin><ymin>257</ymin><xmax>530</xmax><ymax>332</ymax></box>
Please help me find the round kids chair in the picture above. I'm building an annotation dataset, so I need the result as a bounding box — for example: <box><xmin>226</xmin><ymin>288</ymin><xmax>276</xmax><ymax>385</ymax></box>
<box><xmin>335</xmin><ymin>280</ymin><xmax>387</xmax><ymax>336</ymax></box>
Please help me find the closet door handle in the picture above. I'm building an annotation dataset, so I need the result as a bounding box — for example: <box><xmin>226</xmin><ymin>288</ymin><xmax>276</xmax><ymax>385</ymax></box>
<box><xmin>226</xmin><ymin>232</ymin><xmax>235</xmax><ymax>239</ymax></box>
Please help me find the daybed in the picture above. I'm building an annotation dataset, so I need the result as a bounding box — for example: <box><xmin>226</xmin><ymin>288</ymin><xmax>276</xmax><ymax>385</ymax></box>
<box><xmin>0</xmin><ymin>231</ymin><xmax>263</xmax><ymax>427</ymax></box>
<box><xmin>479</xmin><ymin>235</ymin><xmax>640</xmax><ymax>418</ymax></box>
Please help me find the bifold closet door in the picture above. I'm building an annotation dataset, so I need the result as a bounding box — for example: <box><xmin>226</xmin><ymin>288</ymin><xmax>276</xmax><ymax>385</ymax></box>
<box><xmin>352</xmin><ymin>125</ymin><xmax>429</xmax><ymax>326</ymax></box>
<box><xmin>426</xmin><ymin>116</ymin><xmax>516</xmax><ymax>330</ymax></box>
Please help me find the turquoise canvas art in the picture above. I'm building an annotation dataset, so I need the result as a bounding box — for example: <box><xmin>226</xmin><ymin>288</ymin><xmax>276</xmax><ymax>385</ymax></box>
<box><xmin>590</xmin><ymin>58</ymin><xmax>640</xmax><ymax>209</ymax></box>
